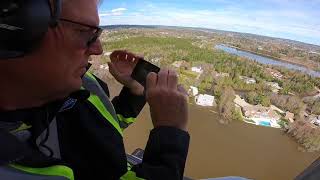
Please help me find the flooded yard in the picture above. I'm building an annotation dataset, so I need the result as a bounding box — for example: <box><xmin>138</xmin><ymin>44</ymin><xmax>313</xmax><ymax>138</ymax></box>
<box><xmin>103</xmin><ymin>74</ymin><xmax>319</xmax><ymax>180</ymax></box>
<box><xmin>123</xmin><ymin>104</ymin><xmax>319</xmax><ymax>180</ymax></box>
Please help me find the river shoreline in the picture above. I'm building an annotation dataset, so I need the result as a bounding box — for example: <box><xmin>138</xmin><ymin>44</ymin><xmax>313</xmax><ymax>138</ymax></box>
<box><xmin>218</xmin><ymin>44</ymin><xmax>318</xmax><ymax>72</ymax></box>
<box><xmin>215</xmin><ymin>44</ymin><xmax>320</xmax><ymax>77</ymax></box>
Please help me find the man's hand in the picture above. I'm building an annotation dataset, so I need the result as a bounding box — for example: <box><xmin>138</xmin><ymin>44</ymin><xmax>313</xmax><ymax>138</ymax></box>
<box><xmin>146</xmin><ymin>69</ymin><xmax>189</xmax><ymax>131</ymax></box>
<box><xmin>108</xmin><ymin>50</ymin><xmax>144</xmax><ymax>96</ymax></box>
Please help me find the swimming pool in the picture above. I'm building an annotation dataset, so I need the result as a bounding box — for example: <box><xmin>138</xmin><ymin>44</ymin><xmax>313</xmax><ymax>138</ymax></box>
<box><xmin>259</xmin><ymin>121</ymin><xmax>271</xmax><ymax>127</ymax></box>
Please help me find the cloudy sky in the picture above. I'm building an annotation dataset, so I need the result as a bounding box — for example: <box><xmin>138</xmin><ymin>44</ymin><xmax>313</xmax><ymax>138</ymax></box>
<box><xmin>98</xmin><ymin>0</ymin><xmax>320</xmax><ymax>46</ymax></box>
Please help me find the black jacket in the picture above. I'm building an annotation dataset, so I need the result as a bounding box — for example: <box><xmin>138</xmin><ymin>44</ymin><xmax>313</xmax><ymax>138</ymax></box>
<box><xmin>0</xmin><ymin>75</ymin><xmax>190</xmax><ymax>180</ymax></box>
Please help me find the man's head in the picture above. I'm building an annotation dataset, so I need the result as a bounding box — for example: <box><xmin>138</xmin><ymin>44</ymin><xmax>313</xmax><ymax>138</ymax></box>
<box><xmin>0</xmin><ymin>0</ymin><xmax>103</xmax><ymax>106</ymax></box>
<box><xmin>45</xmin><ymin>0</ymin><xmax>103</xmax><ymax>93</ymax></box>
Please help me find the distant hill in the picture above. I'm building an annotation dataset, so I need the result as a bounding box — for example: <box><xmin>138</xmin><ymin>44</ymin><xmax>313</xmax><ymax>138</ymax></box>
<box><xmin>102</xmin><ymin>25</ymin><xmax>320</xmax><ymax>51</ymax></box>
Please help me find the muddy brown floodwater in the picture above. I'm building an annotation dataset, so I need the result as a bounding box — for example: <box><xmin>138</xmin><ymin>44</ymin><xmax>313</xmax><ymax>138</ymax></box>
<box><xmin>105</xmin><ymin>77</ymin><xmax>319</xmax><ymax>180</ymax></box>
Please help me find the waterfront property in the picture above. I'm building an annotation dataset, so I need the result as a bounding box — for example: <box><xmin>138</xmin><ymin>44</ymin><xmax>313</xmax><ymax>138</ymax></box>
<box><xmin>242</xmin><ymin>105</ymin><xmax>281</xmax><ymax>128</ymax></box>
<box><xmin>195</xmin><ymin>94</ymin><xmax>216</xmax><ymax>107</ymax></box>
<box><xmin>189</xmin><ymin>86</ymin><xmax>199</xmax><ymax>97</ymax></box>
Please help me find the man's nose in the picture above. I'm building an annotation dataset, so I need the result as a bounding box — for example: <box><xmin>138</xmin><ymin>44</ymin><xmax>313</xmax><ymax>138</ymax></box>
<box><xmin>87</xmin><ymin>39</ymin><xmax>103</xmax><ymax>55</ymax></box>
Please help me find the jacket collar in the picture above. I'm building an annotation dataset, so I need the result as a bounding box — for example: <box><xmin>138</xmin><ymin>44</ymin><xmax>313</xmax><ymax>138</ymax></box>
<box><xmin>0</xmin><ymin>90</ymin><xmax>90</xmax><ymax>125</ymax></box>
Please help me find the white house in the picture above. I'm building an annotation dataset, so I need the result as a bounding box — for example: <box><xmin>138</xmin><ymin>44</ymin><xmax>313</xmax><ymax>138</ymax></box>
<box><xmin>266</xmin><ymin>82</ymin><xmax>282</xmax><ymax>93</ymax></box>
<box><xmin>239</xmin><ymin>76</ymin><xmax>256</xmax><ymax>84</ymax></box>
<box><xmin>245</xmin><ymin>79</ymin><xmax>256</xmax><ymax>84</ymax></box>
<box><xmin>309</xmin><ymin>115</ymin><xmax>320</xmax><ymax>126</ymax></box>
<box><xmin>191</xmin><ymin>66</ymin><xmax>203</xmax><ymax>74</ymax></box>
<box><xmin>189</xmin><ymin>86</ymin><xmax>199</xmax><ymax>96</ymax></box>
<box><xmin>195</xmin><ymin>94</ymin><xmax>215</xmax><ymax>107</ymax></box>
<box><xmin>266</xmin><ymin>68</ymin><xmax>283</xmax><ymax>79</ymax></box>
<box><xmin>151</xmin><ymin>58</ymin><xmax>161</xmax><ymax>64</ymax></box>
<box><xmin>215</xmin><ymin>72</ymin><xmax>229</xmax><ymax>78</ymax></box>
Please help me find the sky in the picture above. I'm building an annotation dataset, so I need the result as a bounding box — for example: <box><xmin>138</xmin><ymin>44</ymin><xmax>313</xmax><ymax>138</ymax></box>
<box><xmin>98</xmin><ymin>0</ymin><xmax>320</xmax><ymax>46</ymax></box>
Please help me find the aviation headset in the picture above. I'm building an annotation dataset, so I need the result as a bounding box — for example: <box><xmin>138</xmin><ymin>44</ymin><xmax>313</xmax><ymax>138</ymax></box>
<box><xmin>0</xmin><ymin>0</ymin><xmax>61</xmax><ymax>59</ymax></box>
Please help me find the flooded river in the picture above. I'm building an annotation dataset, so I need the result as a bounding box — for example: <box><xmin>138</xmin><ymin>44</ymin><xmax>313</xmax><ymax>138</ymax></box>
<box><xmin>215</xmin><ymin>44</ymin><xmax>320</xmax><ymax>77</ymax></box>
<box><xmin>123</xmin><ymin>104</ymin><xmax>319</xmax><ymax>180</ymax></box>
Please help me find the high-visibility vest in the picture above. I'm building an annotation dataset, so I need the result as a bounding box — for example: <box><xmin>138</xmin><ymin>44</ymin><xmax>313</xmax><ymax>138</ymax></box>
<box><xmin>0</xmin><ymin>72</ymin><xmax>144</xmax><ymax>180</ymax></box>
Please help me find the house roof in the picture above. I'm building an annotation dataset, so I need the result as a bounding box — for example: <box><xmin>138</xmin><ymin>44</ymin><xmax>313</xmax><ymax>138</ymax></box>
<box><xmin>172</xmin><ymin>60</ymin><xmax>190</xmax><ymax>68</ymax></box>
<box><xmin>243</xmin><ymin>105</ymin><xmax>280</xmax><ymax>120</ymax></box>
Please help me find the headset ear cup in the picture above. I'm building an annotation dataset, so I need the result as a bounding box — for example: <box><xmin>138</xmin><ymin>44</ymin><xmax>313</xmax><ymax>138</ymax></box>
<box><xmin>49</xmin><ymin>0</ymin><xmax>61</xmax><ymax>27</ymax></box>
<box><xmin>0</xmin><ymin>0</ymin><xmax>55</xmax><ymax>59</ymax></box>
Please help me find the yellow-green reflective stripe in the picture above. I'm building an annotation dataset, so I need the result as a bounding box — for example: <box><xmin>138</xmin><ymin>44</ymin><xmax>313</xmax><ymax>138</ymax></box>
<box><xmin>85</xmin><ymin>72</ymin><xmax>96</xmax><ymax>81</ymax></box>
<box><xmin>88</xmin><ymin>94</ymin><xmax>123</xmax><ymax>136</ymax></box>
<box><xmin>10</xmin><ymin>164</ymin><xmax>74</xmax><ymax>180</ymax></box>
<box><xmin>117</xmin><ymin>114</ymin><xmax>136</xmax><ymax>124</ymax></box>
<box><xmin>120</xmin><ymin>171</ymin><xmax>145</xmax><ymax>180</ymax></box>
<box><xmin>10</xmin><ymin>123</ymin><xmax>32</xmax><ymax>133</ymax></box>
<box><xmin>127</xmin><ymin>162</ymin><xmax>132</xmax><ymax>171</ymax></box>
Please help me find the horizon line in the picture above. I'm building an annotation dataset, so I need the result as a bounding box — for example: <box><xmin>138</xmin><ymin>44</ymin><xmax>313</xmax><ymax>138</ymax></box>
<box><xmin>101</xmin><ymin>24</ymin><xmax>320</xmax><ymax>47</ymax></box>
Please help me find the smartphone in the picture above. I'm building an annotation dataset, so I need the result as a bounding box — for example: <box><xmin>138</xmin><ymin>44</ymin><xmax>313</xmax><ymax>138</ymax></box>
<box><xmin>131</xmin><ymin>58</ymin><xmax>160</xmax><ymax>87</ymax></box>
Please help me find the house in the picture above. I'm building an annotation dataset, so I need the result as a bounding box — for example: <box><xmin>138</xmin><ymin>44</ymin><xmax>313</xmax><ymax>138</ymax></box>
<box><xmin>172</xmin><ymin>60</ymin><xmax>190</xmax><ymax>70</ymax></box>
<box><xmin>310</xmin><ymin>51</ymin><xmax>320</xmax><ymax>55</ymax></box>
<box><xmin>195</xmin><ymin>94</ymin><xmax>216</xmax><ymax>107</ymax></box>
<box><xmin>266</xmin><ymin>82</ymin><xmax>281</xmax><ymax>89</ymax></box>
<box><xmin>242</xmin><ymin>105</ymin><xmax>281</xmax><ymax>128</ymax></box>
<box><xmin>233</xmin><ymin>95</ymin><xmax>282</xmax><ymax>128</ymax></box>
<box><xmin>213</xmin><ymin>71</ymin><xmax>229</xmax><ymax>79</ymax></box>
<box><xmin>188</xmin><ymin>86</ymin><xmax>199</xmax><ymax>96</ymax></box>
<box><xmin>266</xmin><ymin>82</ymin><xmax>282</xmax><ymax>93</ymax></box>
<box><xmin>191</xmin><ymin>66</ymin><xmax>203</xmax><ymax>74</ymax></box>
<box><xmin>309</xmin><ymin>115</ymin><xmax>320</xmax><ymax>126</ymax></box>
<box><xmin>239</xmin><ymin>76</ymin><xmax>256</xmax><ymax>84</ymax></box>
<box><xmin>265</xmin><ymin>68</ymin><xmax>283</xmax><ymax>79</ymax></box>
<box><xmin>150</xmin><ymin>57</ymin><xmax>161</xmax><ymax>64</ymax></box>
<box><xmin>160</xmin><ymin>32</ymin><xmax>169</xmax><ymax>35</ymax></box>
<box><xmin>285</xmin><ymin>111</ymin><xmax>295</xmax><ymax>123</ymax></box>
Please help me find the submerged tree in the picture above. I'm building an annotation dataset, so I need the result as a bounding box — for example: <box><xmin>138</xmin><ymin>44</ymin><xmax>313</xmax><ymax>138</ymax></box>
<box><xmin>218</xmin><ymin>86</ymin><xmax>242</xmax><ymax>124</ymax></box>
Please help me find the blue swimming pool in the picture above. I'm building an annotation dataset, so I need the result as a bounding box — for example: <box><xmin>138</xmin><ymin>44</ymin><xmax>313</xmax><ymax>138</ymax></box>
<box><xmin>259</xmin><ymin>121</ymin><xmax>271</xmax><ymax>127</ymax></box>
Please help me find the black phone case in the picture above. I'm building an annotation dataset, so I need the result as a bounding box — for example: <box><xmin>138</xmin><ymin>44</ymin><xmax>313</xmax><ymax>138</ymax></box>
<box><xmin>131</xmin><ymin>58</ymin><xmax>160</xmax><ymax>87</ymax></box>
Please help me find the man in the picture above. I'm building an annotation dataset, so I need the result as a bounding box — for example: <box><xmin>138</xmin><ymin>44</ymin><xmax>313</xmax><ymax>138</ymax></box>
<box><xmin>0</xmin><ymin>0</ymin><xmax>190</xmax><ymax>179</ymax></box>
